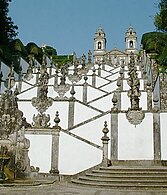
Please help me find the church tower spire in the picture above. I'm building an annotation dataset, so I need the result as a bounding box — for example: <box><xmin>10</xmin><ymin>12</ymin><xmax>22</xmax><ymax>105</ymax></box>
<box><xmin>94</xmin><ymin>26</ymin><xmax>106</xmax><ymax>63</ymax></box>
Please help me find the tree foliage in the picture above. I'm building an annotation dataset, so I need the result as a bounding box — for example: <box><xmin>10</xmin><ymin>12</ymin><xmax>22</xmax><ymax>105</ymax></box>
<box><xmin>141</xmin><ymin>32</ymin><xmax>167</xmax><ymax>67</ymax></box>
<box><xmin>0</xmin><ymin>0</ymin><xmax>18</xmax><ymax>45</ymax></box>
<box><xmin>154</xmin><ymin>0</ymin><xmax>167</xmax><ymax>32</ymax></box>
<box><xmin>141</xmin><ymin>0</ymin><xmax>167</xmax><ymax>69</ymax></box>
<box><xmin>43</xmin><ymin>46</ymin><xmax>57</xmax><ymax>57</ymax></box>
<box><xmin>141</xmin><ymin>32</ymin><xmax>167</xmax><ymax>54</ymax></box>
<box><xmin>0</xmin><ymin>0</ymin><xmax>72</xmax><ymax>71</ymax></box>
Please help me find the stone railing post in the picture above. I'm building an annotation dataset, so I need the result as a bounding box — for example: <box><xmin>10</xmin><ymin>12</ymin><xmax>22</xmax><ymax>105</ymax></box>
<box><xmin>18</xmin><ymin>71</ymin><xmax>23</xmax><ymax>93</ymax></box>
<box><xmin>153</xmin><ymin>96</ymin><xmax>161</xmax><ymax>161</ymax></box>
<box><xmin>50</xmin><ymin>111</ymin><xmax>61</xmax><ymax>175</ymax></box>
<box><xmin>83</xmin><ymin>75</ymin><xmax>88</xmax><ymax>103</ymax></box>
<box><xmin>102</xmin><ymin>59</ymin><xmax>105</xmax><ymax>70</ymax></box>
<box><xmin>111</xmin><ymin>93</ymin><xmax>119</xmax><ymax>161</ymax></box>
<box><xmin>147</xmin><ymin>78</ymin><xmax>152</xmax><ymax>111</ymax></box>
<box><xmin>116</xmin><ymin>78</ymin><xmax>122</xmax><ymax>110</ymax></box>
<box><xmin>54</xmin><ymin>69</ymin><xmax>59</xmax><ymax>86</ymax></box>
<box><xmin>92</xmin><ymin>67</ymin><xmax>96</xmax><ymax>87</ymax></box>
<box><xmin>101</xmin><ymin>121</ymin><xmax>110</xmax><ymax>166</ymax></box>
<box><xmin>98</xmin><ymin>62</ymin><xmax>101</xmax><ymax>77</ymax></box>
<box><xmin>68</xmin><ymin>85</ymin><xmax>75</xmax><ymax>129</ymax></box>
<box><xmin>36</xmin><ymin>67</ymin><xmax>40</xmax><ymax>84</ymax></box>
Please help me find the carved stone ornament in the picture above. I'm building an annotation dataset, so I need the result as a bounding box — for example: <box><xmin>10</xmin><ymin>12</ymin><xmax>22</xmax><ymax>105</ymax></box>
<box><xmin>32</xmin><ymin>113</ymin><xmax>50</xmax><ymax>128</ymax></box>
<box><xmin>4</xmin><ymin>66</ymin><xmax>15</xmax><ymax>89</ymax></box>
<box><xmin>32</xmin><ymin>96</ymin><xmax>53</xmax><ymax>114</ymax></box>
<box><xmin>32</xmin><ymin>67</ymin><xmax>53</xmax><ymax>113</ymax></box>
<box><xmin>126</xmin><ymin>109</ymin><xmax>145</xmax><ymax>126</ymax></box>
<box><xmin>78</xmin><ymin>66</ymin><xmax>89</xmax><ymax>75</ymax></box>
<box><xmin>68</xmin><ymin>71</ymin><xmax>82</xmax><ymax>84</ymax></box>
<box><xmin>54</xmin><ymin>84</ymin><xmax>70</xmax><ymax>98</ymax></box>
<box><xmin>127</xmin><ymin>54</ymin><xmax>141</xmax><ymax>110</ymax></box>
<box><xmin>24</xmin><ymin>65</ymin><xmax>33</xmax><ymax>81</ymax></box>
<box><xmin>0</xmin><ymin>90</ymin><xmax>23</xmax><ymax>139</ymax></box>
<box><xmin>0</xmin><ymin>89</ymin><xmax>31</xmax><ymax>178</ymax></box>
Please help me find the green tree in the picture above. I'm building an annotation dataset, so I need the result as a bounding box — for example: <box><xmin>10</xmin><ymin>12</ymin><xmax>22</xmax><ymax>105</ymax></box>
<box><xmin>154</xmin><ymin>0</ymin><xmax>167</xmax><ymax>32</ymax></box>
<box><xmin>0</xmin><ymin>0</ymin><xmax>18</xmax><ymax>46</ymax></box>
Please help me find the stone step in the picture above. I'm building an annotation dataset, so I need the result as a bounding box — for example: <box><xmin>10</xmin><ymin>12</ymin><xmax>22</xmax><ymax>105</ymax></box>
<box><xmin>100</xmin><ymin>165</ymin><xmax>167</xmax><ymax>170</ymax></box>
<box><xmin>78</xmin><ymin>176</ymin><xmax>167</xmax><ymax>184</ymax></box>
<box><xmin>100</xmin><ymin>166</ymin><xmax>167</xmax><ymax>171</ymax></box>
<box><xmin>86</xmin><ymin>172</ymin><xmax>167</xmax><ymax>180</ymax></box>
<box><xmin>92</xmin><ymin>169</ymin><xmax>167</xmax><ymax>176</ymax></box>
<box><xmin>72</xmin><ymin>166</ymin><xmax>167</xmax><ymax>189</ymax></box>
<box><xmin>72</xmin><ymin>179</ymin><xmax>167</xmax><ymax>189</ymax></box>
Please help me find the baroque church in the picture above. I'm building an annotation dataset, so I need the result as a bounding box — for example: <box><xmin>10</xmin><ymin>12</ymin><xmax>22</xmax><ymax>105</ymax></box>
<box><xmin>0</xmin><ymin>25</ymin><xmax>167</xmax><ymax>194</ymax></box>
<box><xmin>94</xmin><ymin>26</ymin><xmax>138</xmax><ymax>64</ymax></box>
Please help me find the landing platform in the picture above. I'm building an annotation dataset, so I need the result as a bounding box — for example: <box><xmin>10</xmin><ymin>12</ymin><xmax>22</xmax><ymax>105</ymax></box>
<box><xmin>1</xmin><ymin>182</ymin><xmax>167</xmax><ymax>195</ymax></box>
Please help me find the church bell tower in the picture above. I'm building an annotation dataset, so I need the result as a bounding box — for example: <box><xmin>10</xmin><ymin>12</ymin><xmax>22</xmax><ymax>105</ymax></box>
<box><xmin>125</xmin><ymin>27</ymin><xmax>137</xmax><ymax>54</ymax></box>
<box><xmin>94</xmin><ymin>26</ymin><xmax>106</xmax><ymax>63</ymax></box>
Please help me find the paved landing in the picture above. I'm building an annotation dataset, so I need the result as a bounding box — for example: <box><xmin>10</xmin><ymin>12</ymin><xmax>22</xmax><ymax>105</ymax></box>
<box><xmin>1</xmin><ymin>182</ymin><xmax>167</xmax><ymax>195</ymax></box>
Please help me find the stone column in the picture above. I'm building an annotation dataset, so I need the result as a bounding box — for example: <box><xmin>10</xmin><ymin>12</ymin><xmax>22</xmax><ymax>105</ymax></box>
<box><xmin>83</xmin><ymin>75</ymin><xmax>88</xmax><ymax>103</ymax></box>
<box><xmin>92</xmin><ymin>67</ymin><xmax>96</xmax><ymax>87</ymax></box>
<box><xmin>102</xmin><ymin>60</ymin><xmax>105</xmax><ymax>70</ymax></box>
<box><xmin>153</xmin><ymin>97</ymin><xmax>161</xmax><ymax>161</ymax></box>
<box><xmin>98</xmin><ymin>63</ymin><xmax>101</xmax><ymax>77</ymax></box>
<box><xmin>18</xmin><ymin>71</ymin><xmax>23</xmax><ymax>93</ymax></box>
<box><xmin>36</xmin><ymin>67</ymin><xmax>40</xmax><ymax>84</ymax></box>
<box><xmin>50</xmin><ymin>111</ymin><xmax>61</xmax><ymax>175</ymax></box>
<box><xmin>68</xmin><ymin>85</ymin><xmax>75</xmax><ymax>129</ymax></box>
<box><xmin>147</xmin><ymin>79</ymin><xmax>152</xmax><ymax>111</ymax></box>
<box><xmin>54</xmin><ymin>69</ymin><xmax>58</xmax><ymax>86</ymax></box>
<box><xmin>111</xmin><ymin>93</ymin><xmax>119</xmax><ymax>161</ymax></box>
<box><xmin>101</xmin><ymin>121</ymin><xmax>110</xmax><ymax>166</ymax></box>
<box><xmin>116</xmin><ymin>78</ymin><xmax>122</xmax><ymax>110</ymax></box>
<box><xmin>143</xmin><ymin>71</ymin><xmax>147</xmax><ymax>91</ymax></box>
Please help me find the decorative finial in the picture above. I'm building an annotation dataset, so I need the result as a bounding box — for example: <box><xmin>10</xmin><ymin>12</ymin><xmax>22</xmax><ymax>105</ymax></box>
<box><xmin>117</xmin><ymin>78</ymin><xmax>121</xmax><ymax>87</ymax></box>
<box><xmin>70</xmin><ymin>85</ymin><xmax>75</xmax><ymax>97</ymax></box>
<box><xmin>93</xmin><ymin>66</ymin><xmax>96</xmax><ymax>73</ymax></box>
<box><xmin>82</xmin><ymin>54</ymin><xmax>86</xmax><ymax>68</ymax></box>
<box><xmin>112</xmin><ymin>92</ymin><xmax>118</xmax><ymax>104</ymax></box>
<box><xmin>84</xmin><ymin>75</ymin><xmax>88</xmax><ymax>83</ymax></box>
<box><xmin>153</xmin><ymin>95</ymin><xmax>159</xmax><ymax>103</ymax></box>
<box><xmin>111</xmin><ymin>92</ymin><xmax>118</xmax><ymax>112</ymax></box>
<box><xmin>102</xmin><ymin>121</ymin><xmax>109</xmax><ymax>135</ymax></box>
<box><xmin>14</xmin><ymin>85</ymin><xmax>19</xmax><ymax>96</ymax></box>
<box><xmin>88</xmin><ymin>50</ymin><xmax>92</xmax><ymax>63</ymax></box>
<box><xmin>54</xmin><ymin>111</ymin><xmax>60</xmax><ymax>126</ymax></box>
<box><xmin>147</xmin><ymin>78</ymin><xmax>152</xmax><ymax>87</ymax></box>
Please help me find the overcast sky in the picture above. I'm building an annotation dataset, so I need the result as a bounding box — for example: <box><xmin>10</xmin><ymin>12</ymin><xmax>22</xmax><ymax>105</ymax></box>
<box><xmin>10</xmin><ymin>0</ymin><xmax>159</xmax><ymax>56</ymax></box>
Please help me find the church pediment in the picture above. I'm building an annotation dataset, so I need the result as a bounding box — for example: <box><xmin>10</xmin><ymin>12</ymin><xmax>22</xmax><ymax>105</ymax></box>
<box><xmin>106</xmin><ymin>48</ymin><xmax>127</xmax><ymax>56</ymax></box>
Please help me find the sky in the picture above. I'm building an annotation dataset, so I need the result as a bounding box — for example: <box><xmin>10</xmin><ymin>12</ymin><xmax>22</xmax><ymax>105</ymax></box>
<box><xmin>9</xmin><ymin>0</ymin><xmax>159</xmax><ymax>57</ymax></box>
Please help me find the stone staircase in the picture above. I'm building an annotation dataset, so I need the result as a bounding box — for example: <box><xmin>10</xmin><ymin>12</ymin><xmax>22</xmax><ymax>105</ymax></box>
<box><xmin>72</xmin><ymin>166</ymin><xmax>167</xmax><ymax>189</ymax></box>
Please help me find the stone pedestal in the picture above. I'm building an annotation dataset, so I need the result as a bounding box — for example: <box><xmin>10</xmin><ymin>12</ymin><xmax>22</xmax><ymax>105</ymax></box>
<box><xmin>153</xmin><ymin>112</ymin><xmax>161</xmax><ymax>161</ymax></box>
<box><xmin>101</xmin><ymin>121</ymin><xmax>110</xmax><ymax>167</ymax></box>
<box><xmin>68</xmin><ymin>97</ymin><xmax>75</xmax><ymax>129</ymax></box>
<box><xmin>92</xmin><ymin>70</ymin><xmax>96</xmax><ymax>87</ymax></box>
<box><xmin>110</xmin><ymin>112</ymin><xmax>118</xmax><ymax>161</ymax></box>
<box><xmin>147</xmin><ymin>87</ymin><xmax>152</xmax><ymax>111</ymax></box>
<box><xmin>83</xmin><ymin>83</ymin><xmax>88</xmax><ymax>103</ymax></box>
<box><xmin>50</xmin><ymin>128</ymin><xmax>60</xmax><ymax>175</ymax></box>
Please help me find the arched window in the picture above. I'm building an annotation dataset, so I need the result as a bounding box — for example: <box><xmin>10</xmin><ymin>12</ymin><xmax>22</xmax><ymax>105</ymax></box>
<box><xmin>129</xmin><ymin>41</ymin><xmax>133</xmax><ymax>48</ymax></box>
<box><xmin>98</xmin><ymin>42</ymin><xmax>102</xmax><ymax>49</ymax></box>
